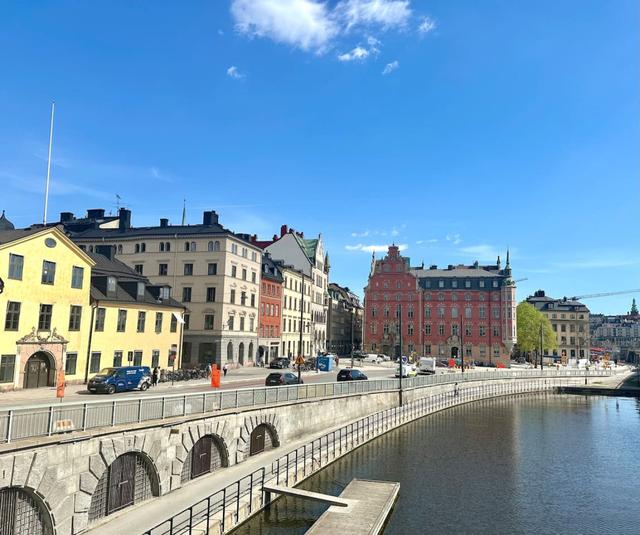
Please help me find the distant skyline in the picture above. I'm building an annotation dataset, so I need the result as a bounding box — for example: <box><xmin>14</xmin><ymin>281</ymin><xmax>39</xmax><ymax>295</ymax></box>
<box><xmin>1</xmin><ymin>1</ymin><xmax>639</xmax><ymax>314</ymax></box>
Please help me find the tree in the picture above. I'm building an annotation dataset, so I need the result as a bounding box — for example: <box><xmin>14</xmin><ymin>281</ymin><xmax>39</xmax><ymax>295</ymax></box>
<box><xmin>516</xmin><ymin>302</ymin><xmax>557</xmax><ymax>366</ymax></box>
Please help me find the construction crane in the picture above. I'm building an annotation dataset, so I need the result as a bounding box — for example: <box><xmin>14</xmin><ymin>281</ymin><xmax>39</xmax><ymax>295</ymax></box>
<box><xmin>564</xmin><ymin>289</ymin><xmax>640</xmax><ymax>301</ymax></box>
<box><xmin>513</xmin><ymin>277</ymin><xmax>527</xmax><ymax>284</ymax></box>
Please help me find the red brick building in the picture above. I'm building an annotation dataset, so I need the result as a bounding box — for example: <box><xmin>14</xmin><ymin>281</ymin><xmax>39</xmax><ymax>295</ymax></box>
<box><xmin>257</xmin><ymin>253</ymin><xmax>283</xmax><ymax>364</ymax></box>
<box><xmin>363</xmin><ymin>245</ymin><xmax>517</xmax><ymax>366</ymax></box>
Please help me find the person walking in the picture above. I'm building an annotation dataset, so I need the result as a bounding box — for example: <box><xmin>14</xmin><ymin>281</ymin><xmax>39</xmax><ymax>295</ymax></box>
<box><xmin>454</xmin><ymin>382</ymin><xmax>459</xmax><ymax>397</ymax></box>
<box><xmin>223</xmin><ymin>363</ymin><xmax>228</xmax><ymax>377</ymax></box>
<box><xmin>152</xmin><ymin>366</ymin><xmax>159</xmax><ymax>387</ymax></box>
<box><xmin>206</xmin><ymin>363</ymin><xmax>212</xmax><ymax>379</ymax></box>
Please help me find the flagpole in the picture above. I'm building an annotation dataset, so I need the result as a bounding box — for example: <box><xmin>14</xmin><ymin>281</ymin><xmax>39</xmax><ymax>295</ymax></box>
<box><xmin>43</xmin><ymin>102</ymin><xmax>55</xmax><ymax>225</ymax></box>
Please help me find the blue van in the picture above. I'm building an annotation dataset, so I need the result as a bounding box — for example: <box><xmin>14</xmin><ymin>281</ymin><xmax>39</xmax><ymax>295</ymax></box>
<box><xmin>88</xmin><ymin>366</ymin><xmax>151</xmax><ymax>394</ymax></box>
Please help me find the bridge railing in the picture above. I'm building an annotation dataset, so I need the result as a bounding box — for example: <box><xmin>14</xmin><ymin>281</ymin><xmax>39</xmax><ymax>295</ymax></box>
<box><xmin>142</xmin><ymin>376</ymin><xmax>572</xmax><ymax>535</ymax></box>
<box><xmin>0</xmin><ymin>368</ymin><xmax>613</xmax><ymax>444</ymax></box>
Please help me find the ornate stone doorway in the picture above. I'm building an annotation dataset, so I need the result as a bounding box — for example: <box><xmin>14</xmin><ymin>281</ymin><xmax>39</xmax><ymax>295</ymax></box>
<box><xmin>16</xmin><ymin>329</ymin><xmax>67</xmax><ymax>390</ymax></box>
<box><xmin>24</xmin><ymin>352</ymin><xmax>55</xmax><ymax>389</ymax></box>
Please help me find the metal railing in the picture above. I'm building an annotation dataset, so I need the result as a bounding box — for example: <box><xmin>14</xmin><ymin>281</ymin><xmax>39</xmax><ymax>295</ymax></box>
<box><xmin>143</xmin><ymin>375</ymin><xmax>578</xmax><ymax>535</ymax></box>
<box><xmin>0</xmin><ymin>368</ymin><xmax>613</xmax><ymax>444</ymax></box>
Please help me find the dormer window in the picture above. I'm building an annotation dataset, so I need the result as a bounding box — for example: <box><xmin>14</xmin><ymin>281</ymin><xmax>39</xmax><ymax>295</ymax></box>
<box><xmin>160</xmin><ymin>287</ymin><xmax>170</xmax><ymax>300</ymax></box>
<box><xmin>137</xmin><ymin>282</ymin><xmax>145</xmax><ymax>298</ymax></box>
<box><xmin>107</xmin><ymin>276</ymin><xmax>116</xmax><ymax>293</ymax></box>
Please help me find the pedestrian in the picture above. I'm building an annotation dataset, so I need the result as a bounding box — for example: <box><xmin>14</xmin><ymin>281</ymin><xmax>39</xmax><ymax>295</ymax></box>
<box><xmin>223</xmin><ymin>363</ymin><xmax>228</xmax><ymax>377</ymax></box>
<box><xmin>152</xmin><ymin>366</ymin><xmax>159</xmax><ymax>387</ymax></box>
<box><xmin>206</xmin><ymin>363</ymin><xmax>212</xmax><ymax>378</ymax></box>
<box><xmin>454</xmin><ymin>382</ymin><xmax>458</xmax><ymax>397</ymax></box>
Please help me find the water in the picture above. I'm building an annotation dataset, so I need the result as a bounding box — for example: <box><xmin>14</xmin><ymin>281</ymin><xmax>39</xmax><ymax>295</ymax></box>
<box><xmin>233</xmin><ymin>395</ymin><xmax>640</xmax><ymax>535</ymax></box>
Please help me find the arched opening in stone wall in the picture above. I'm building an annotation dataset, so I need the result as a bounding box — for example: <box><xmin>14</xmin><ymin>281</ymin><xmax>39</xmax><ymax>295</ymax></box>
<box><xmin>226</xmin><ymin>341</ymin><xmax>234</xmax><ymax>362</ymax></box>
<box><xmin>180</xmin><ymin>435</ymin><xmax>228</xmax><ymax>483</ymax></box>
<box><xmin>24</xmin><ymin>351</ymin><xmax>55</xmax><ymax>389</ymax></box>
<box><xmin>248</xmin><ymin>342</ymin><xmax>254</xmax><ymax>362</ymax></box>
<box><xmin>88</xmin><ymin>452</ymin><xmax>159</xmax><ymax>523</ymax></box>
<box><xmin>0</xmin><ymin>487</ymin><xmax>53</xmax><ymax>535</ymax></box>
<box><xmin>249</xmin><ymin>424</ymin><xmax>279</xmax><ymax>456</ymax></box>
<box><xmin>238</xmin><ymin>343</ymin><xmax>245</xmax><ymax>365</ymax></box>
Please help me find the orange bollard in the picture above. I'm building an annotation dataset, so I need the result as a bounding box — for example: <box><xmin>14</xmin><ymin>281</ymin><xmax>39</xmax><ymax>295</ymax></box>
<box><xmin>211</xmin><ymin>364</ymin><xmax>221</xmax><ymax>388</ymax></box>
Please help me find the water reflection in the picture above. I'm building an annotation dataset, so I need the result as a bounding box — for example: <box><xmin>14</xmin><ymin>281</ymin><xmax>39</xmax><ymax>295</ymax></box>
<box><xmin>233</xmin><ymin>395</ymin><xmax>640</xmax><ymax>535</ymax></box>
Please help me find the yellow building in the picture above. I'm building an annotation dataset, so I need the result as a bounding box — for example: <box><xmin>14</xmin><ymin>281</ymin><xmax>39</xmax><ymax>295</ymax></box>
<box><xmin>280</xmin><ymin>264</ymin><xmax>312</xmax><ymax>358</ymax></box>
<box><xmin>0</xmin><ymin>215</ymin><xmax>184</xmax><ymax>391</ymax></box>
<box><xmin>86</xmin><ymin>249</ymin><xmax>185</xmax><ymax>378</ymax></box>
<box><xmin>0</xmin><ymin>224</ymin><xmax>94</xmax><ymax>390</ymax></box>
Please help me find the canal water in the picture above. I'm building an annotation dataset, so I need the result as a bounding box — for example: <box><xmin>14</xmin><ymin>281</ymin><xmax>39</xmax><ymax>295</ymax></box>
<box><xmin>233</xmin><ymin>395</ymin><xmax>640</xmax><ymax>535</ymax></box>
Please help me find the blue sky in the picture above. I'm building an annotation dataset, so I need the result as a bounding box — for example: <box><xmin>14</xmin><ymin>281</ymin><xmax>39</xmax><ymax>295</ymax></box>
<box><xmin>1</xmin><ymin>1</ymin><xmax>638</xmax><ymax>314</ymax></box>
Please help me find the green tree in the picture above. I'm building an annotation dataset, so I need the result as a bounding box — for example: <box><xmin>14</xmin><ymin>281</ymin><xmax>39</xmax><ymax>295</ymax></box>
<box><xmin>516</xmin><ymin>302</ymin><xmax>557</xmax><ymax>366</ymax></box>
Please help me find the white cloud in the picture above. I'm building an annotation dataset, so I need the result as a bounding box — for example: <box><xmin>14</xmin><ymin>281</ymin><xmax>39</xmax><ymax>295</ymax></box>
<box><xmin>382</xmin><ymin>60</ymin><xmax>399</xmax><ymax>74</ymax></box>
<box><xmin>446</xmin><ymin>233</ymin><xmax>462</xmax><ymax>245</ymax></box>
<box><xmin>390</xmin><ymin>228</ymin><xmax>400</xmax><ymax>236</ymax></box>
<box><xmin>416</xmin><ymin>238</ymin><xmax>438</xmax><ymax>245</ymax></box>
<box><xmin>459</xmin><ymin>244</ymin><xmax>503</xmax><ymax>262</ymax></box>
<box><xmin>335</xmin><ymin>0</ymin><xmax>412</xmax><ymax>30</ymax></box>
<box><xmin>338</xmin><ymin>46</ymin><xmax>370</xmax><ymax>61</ymax></box>
<box><xmin>351</xmin><ymin>230</ymin><xmax>370</xmax><ymax>237</ymax></box>
<box><xmin>226</xmin><ymin>65</ymin><xmax>245</xmax><ymax>79</ymax></box>
<box><xmin>418</xmin><ymin>16</ymin><xmax>436</xmax><ymax>34</ymax></box>
<box><xmin>231</xmin><ymin>0</ymin><xmax>339</xmax><ymax>53</ymax></box>
<box><xmin>345</xmin><ymin>243</ymin><xmax>408</xmax><ymax>253</ymax></box>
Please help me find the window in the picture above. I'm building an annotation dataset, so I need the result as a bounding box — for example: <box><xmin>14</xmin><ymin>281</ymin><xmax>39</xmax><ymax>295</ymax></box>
<box><xmin>69</xmin><ymin>305</ymin><xmax>82</xmax><ymax>331</ymax></box>
<box><xmin>239</xmin><ymin>317</ymin><xmax>245</xmax><ymax>331</ymax></box>
<box><xmin>208</xmin><ymin>241</ymin><xmax>214</xmax><ymax>251</ymax></box>
<box><xmin>38</xmin><ymin>304</ymin><xmax>53</xmax><ymax>330</ymax></box>
<box><xmin>133</xmin><ymin>351</ymin><xmax>143</xmax><ymax>366</ymax></box>
<box><xmin>452</xmin><ymin>280</ymin><xmax>458</xmax><ymax>288</ymax></box>
<box><xmin>213</xmin><ymin>241</ymin><xmax>220</xmax><ymax>251</ymax></box>
<box><xmin>134</xmin><ymin>264</ymin><xmax>144</xmax><ymax>275</ymax></box>
<box><xmin>451</xmin><ymin>324</ymin><xmax>459</xmax><ymax>336</ymax></box>
<box><xmin>437</xmin><ymin>306</ymin><xmax>445</xmax><ymax>318</ymax></box>
<box><xmin>0</xmin><ymin>355</ymin><xmax>15</xmax><ymax>383</ymax></box>
<box><xmin>408</xmin><ymin>306</ymin><xmax>414</xmax><ymax>319</ymax></box>
<box><xmin>206</xmin><ymin>287</ymin><xmax>216</xmax><ymax>302</ymax></box>
<box><xmin>242</xmin><ymin>268</ymin><xmax>247</xmax><ymax>280</ymax></box>
<box><xmin>184</xmin><ymin>241</ymin><xmax>190</xmax><ymax>251</ymax></box>
<box><xmin>251</xmin><ymin>294</ymin><xmax>256</xmax><ymax>307</ymax></box>
<box><xmin>492</xmin><ymin>307</ymin><xmax>500</xmax><ymax>319</ymax></box>
<box><xmin>231</xmin><ymin>265</ymin><xmax>237</xmax><ymax>278</ymax></box>
<box><xmin>493</xmin><ymin>326</ymin><xmax>500</xmax><ymax>337</ymax></box>
<box><xmin>135</xmin><ymin>244</ymin><xmax>140</xmax><ymax>253</ymax></box>
<box><xmin>137</xmin><ymin>282</ymin><xmax>145</xmax><ymax>298</ymax></box>
<box><xmin>479</xmin><ymin>280</ymin><xmax>485</xmax><ymax>288</ymax></box>
<box><xmin>208</xmin><ymin>263</ymin><xmax>218</xmax><ymax>275</ymax></box>
<box><xmin>113</xmin><ymin>351</ymin><xmax>123</xmax><ymax>367</ymax></box>
<box><xmin>117</xmin><ymin>309</ymin><xmax>127</xmax><ymax>332</ymax></box>
<box><xmin>159</xmin><ymin>263</ymin><xmax>168</xmax><ymax>276</ymax></box>
<box><xmin>231</xmin><ymin>243</ymin><xmax>238</xmax><ymax>254</ymax></box>
<box><xmin>184</xmin><ymin>263</ymin><xmax>193</xmax><ymax>276</ymax></box>
<box><xmin>89</xmin><ymin>352</ymin><xmax>101</xmax><ymax>374</ymax></box>
<box><xmin>479</xmin><ymin>306</ymin><xmax>486</xmax><ymax>319</ymax></box>
<box><xmin>252</xmin><ymin>272</ymin><xmax>257</xmax><ymax>283</ymax></box>
<box><xmin>107</xmin><ymin>276</ymin><xmax>116</xmax><ymax>293</ymax></box>
<box><xmin>465</xmin><ymin>306</ymin><xmax>472</xmax><ymax>319</ymax></box>
<box><xmin>464</xmin><ymin>280</ymin><xmax>471</xmax><ymax>288</ymax></box>
<box><xmin>241</xmin><ymin>291</ymin><xmax>247</xmax><ymax>306</ymax></box>
<box><xmin>8</xmin><ymin>254</ymin><xmax>23</xmax><ymax>280</ymax></box>
<box><xmin>137</xmin><ymin>311</ymin><xmax>146</xmax><ymax>332</ymax></box>
<box><xmin>228</xmin><ymin>316</ymin><xmax>234</xmax><ymax>330</ymax></box>
<box><xmin>242</xmin><ymin>247</ymin><xmax>247</xmax><ymax>258</ymax></box>
<box><xmin>425</xmin><ymin>344</ymin><xmax>432</xmax><ymax>355</ymax></box>
<box><xmin>152</xmin><ymin>350</ymin><xmax>160</xmax><ymax>368</ymax></box>
<box><xmin>249</xmin><ymin>317</ymin><xmax>254</xmax><ymax>331</ymax></box>
<box><xmin>438</xmin><ymin>324</ymin><xmax>445</xmax><ymax>335</ymax></box>
<box><xmin>160</xmin><ymin>242</ymin><xmax>165</xmax><ymax>252</ymax></box>
<box><xmin>71</xmin><ymin>266</ymin><xmax>84</xmax><ymax>288</ymax></box>
<box><xmin>230</xmin><ymin>289</ymin><xmax>236</xmax><ymax>304</ymax></box>
<box><xmin>465</xmin><ymin>324</ymin><xmax>472</xmax><ymax>336</ymax></box>
<box><xmin>425</xmin><ymin>306</ymin><xmax>431</xmax><ymax>318</ymax></box>
<box><xmin>41</xmin><ymin>260</ymin><xmax>56</xmax><ymax>284</ymax></box>
<box><xmin>408</xmin><ymin>324</ymin><xmax>414</xmax><ymax>335</ymax></box>
<box><xmin>492</xmin><ymin>280</ymin><xmax>499</xmax><ymax>288</ymax></box>
<box><xmin>65</xmin><ymin>353</ymin><xmax>77</xmax><ymax>375</ymax></box>
<box><xmin>438</xmin><ymin>280</ymin><xmax>444</xmax><ymax>288</ymax></box>
<box><xmin>4</xmin><ymin>302</ymin><xmax>20</xmax><ymax>331</ymax></box>
<box><xmin>184</xmin><ymin>314</ymin><xmax>190</xmax><ymax>330</ymax></box>
<box><xmin>182</xmin><ymin>287</ymin><xmax>192</xmax><ymax>302</ymax></box>
<box><xmin>451</xmin><ymin>307</ymin><xmax>459</xmax><ymax>319</ymax></box>
<box><xmin>170</xmin><ymin>314</ymin><xmax>177</xmax><ymax>332</ymax></box>
<box><xmin>479</xmin><ymin>325</ymin><xmax>486</xmax><ymax>336</ymax></box>
<box><xmin>95</xmin><ymin>307</ymin><xmax>106</xmax><ymax>331</ymax></box>
<box><xmin>117</xmin><ymin>244</ymin><xmax>123</xmax><ymax>254</ymax></box>
<box><xmin>155</xmin><ymin>312</ymin><xmax>163</xmax><ymax>333</ymax></box>
<box><xmin>425</xmin><ymin>324</ymin><xmax>431</xmax><ymax>335</ymax></box>
<box><xmin>204</xmin><ymin>314</ymin><xmax>215</xmax><ymax>330</ymax></box>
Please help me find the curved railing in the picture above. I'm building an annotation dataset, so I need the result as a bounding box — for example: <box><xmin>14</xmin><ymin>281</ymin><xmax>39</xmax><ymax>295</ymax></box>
<box><xmin>0</xmin><ymin>368</ymin><xmax>614</xmax><ymax>444</ymax></box>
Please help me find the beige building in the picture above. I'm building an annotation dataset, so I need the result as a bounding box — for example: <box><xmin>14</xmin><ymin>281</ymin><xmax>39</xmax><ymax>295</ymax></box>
<box><xmin>61</xmin><ymin>208</ymin><xmax>262</xmax><ymax>368</ymax></box>
<box><xmin>526</xmin><ymin>290</ymin><xmax>591</xmax><ymax>362</ymax></box>
<box><xmin>279</xmin><ymin>264</ymin><xmax>312</xmax><ymax>358</ymax></box>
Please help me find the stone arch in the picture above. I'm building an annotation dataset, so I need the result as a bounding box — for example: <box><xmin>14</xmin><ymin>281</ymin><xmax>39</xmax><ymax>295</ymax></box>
<box><xmin>237</xmin><ymin>413</ymin><xmax>280</xmax><ymax>463</ymax></box>
<box><xmin>87</xmin><ymin>450</ymin><xmax>160</xmax><ymax>523</ymax></box>
<box><xmin>0</xmin><ymin>486</ymin><xmax>54</xmax><ymax>535</ymax></box>
<box><xmin>24</xmin><ymin>350</ymin><xmax>56</xmax><ymax>389</ymax></box>
<box><xmin>226</xmin><ymin>341</ymin><xmax>234</xmax><ymax>362</ymax></box>
<box><xmin>180</xmin><ymin>433</ymin><xmax>229</xmax><ymax>484</ymax></box>
<box><xmin>238</xmin><ymin>343</ymin><xmax>245</xmax><ymax>365</ymax></box>
<box><xmin>248</xmin><ymin>342</ymin><xmax>254</xmax><ymax>362</ymax></box>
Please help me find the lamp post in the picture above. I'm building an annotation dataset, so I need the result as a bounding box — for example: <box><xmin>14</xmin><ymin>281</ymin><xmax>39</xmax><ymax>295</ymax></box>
<box><xmin>398</xmin><ymin>304</ymin><xmax>403</xmax><ymax>405</ymax></box>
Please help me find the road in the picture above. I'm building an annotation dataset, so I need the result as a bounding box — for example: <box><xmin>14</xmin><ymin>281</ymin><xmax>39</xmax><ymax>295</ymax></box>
<box><xmin>0</xmin><ymin>362</ymin><xmax>405</xmax><ymax>409</ymax></box>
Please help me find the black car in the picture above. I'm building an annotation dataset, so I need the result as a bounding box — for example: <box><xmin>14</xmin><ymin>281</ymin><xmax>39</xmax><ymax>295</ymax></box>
<box><xmin>265</xmin><ymin>372</ymin><xmax>303</xmax><ymax>386</ymax></box>
<box><xmin>337</xmin><ymin>369</ymin><xmax>368</xmax><ymax>381</ymax></box>
<box><xmin>269</xmin><ymin>358</ymin><xmax>290</xmax><ymax>369</ymax></box>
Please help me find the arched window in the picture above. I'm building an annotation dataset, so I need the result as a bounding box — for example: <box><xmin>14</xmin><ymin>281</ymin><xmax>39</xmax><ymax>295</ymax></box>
<box><xmin>184</xmin><ymin>242</ymin><xmax>190</xmax><ymax>251</ymax></box>
<box><xmin>135</xmin><ymin>244</ymin><xmax>140</xmax><ymax>253</ymax></box>
<box><xmin>248</xmin><ymin>342</ymin><xmax>254</xmax><ymax>361</ymax></box>
<box><xmin>208</xmin><ymin>241</ymin><xmax>214</xmax><ymax>251</ymax></box>
<box><xmin>117</xmin><ymin>244</ymin><xmax>123</xmax><ymax>254</ymax></box>
<box><xmin>451</xmin><ymin>307</ymin><xmax>459</xmax><ymax>319</ymax></box>
<box><xmin>0</xmin><ymin>487</ymin><xmax>53</xmax><ymax>535</ymax></box>
<box><xmin>213</xmin><ymin>241</ymin><xmax>220</xmax><ymax>251</ymax></box>
<box><xmin>191</xmin><ymin>241</ymin><xmax>196</xmax><ymax>251</ymax></box>
<box><xmin>238</xmin><ymin>342</ymin><xmax>245</xmax><ymax>364</ymax></box>
<box><xmin>88</xmin><ymin>452</ymin><xmax>159</xmax><ymax>522</ymax></box>
<box><xmin>226</xmin><ymin>341</ymin><xmax>233</xmax><ymax>362</ymax></box>
<box><xmin>165</xmin><ymin>242</ymin><xmax>171</xmax><ymax>252</ymax></box>
<box><xmin>160</xmin><ymin>242</ymin><xmax>165</xmax><ymax>252</ymax></box>
<box><xmin>141</xmin><ymin>243</ymin><xmax>146</xmax><ymax>252</ymax></box>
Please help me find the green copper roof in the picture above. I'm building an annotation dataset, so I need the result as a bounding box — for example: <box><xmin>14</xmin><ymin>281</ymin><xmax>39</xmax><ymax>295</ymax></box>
<box><xmin>293</xmin><ymin>234</ymin><xmax>319</xmax><ymax>261</ymax></box>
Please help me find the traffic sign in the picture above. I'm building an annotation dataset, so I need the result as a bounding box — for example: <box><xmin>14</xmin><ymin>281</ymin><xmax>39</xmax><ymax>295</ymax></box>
<box><xmin>295</xmin><ymin>356</ymin><xmax>305</xmax><ymax>366</ymax></box>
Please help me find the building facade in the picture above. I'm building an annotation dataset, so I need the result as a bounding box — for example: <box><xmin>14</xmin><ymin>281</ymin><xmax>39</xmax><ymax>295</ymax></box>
<box><xmin>254</xmin><ymin>225</ymin><xmax>329</xmax><ymax>355</ymax></box>
<box><xmin>326</xmin><ymin>283</ymin><xmax>363</xmax><ymax>356</ymax></box>
<box><xmin>363</xmin><ymin>246</ymin><xmax>517</xmax><ymax>366</ymax></box>
<box><xmin>58</xmin><ymin>208</ymin><xmax>262</xmax><ymax>368</ymax></box>
<box><xmin>257</xmin><ymin>254</ymin><xmax>283</xmax><ymax>364</ymax></box>
<box><xmin>589</xmin><ymin>300</ymin><xmax>640</xmax><ymax>362</ymax></box>
<box><xmin>526</xmin><ymin>290</ymin><xmax>591</xmax><ymax>362</ymax></box>
<box><xmin>279</xmin><ymin>264</ymin><xmax>312</xmax><ymax>359</ymax></box>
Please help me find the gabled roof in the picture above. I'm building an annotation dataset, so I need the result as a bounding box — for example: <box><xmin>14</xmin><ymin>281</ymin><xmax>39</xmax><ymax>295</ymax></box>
<box><xmin>293</xmin><ymin>234</ymin><xmax>319</xmax><ymax>261</ymax></box>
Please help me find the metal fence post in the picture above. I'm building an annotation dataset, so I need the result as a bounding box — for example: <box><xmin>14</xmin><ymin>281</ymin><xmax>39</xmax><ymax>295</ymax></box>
<box><xmin>82</xmin><ymin>403</ymin><xmax>88</xmax><ymax>431</ymax></box>
<box><xmin>111</xmin><ymin>400</ymin><xmax>117</xmax><ymax>427</ymax></box>
<box><xmin>138</xmin><ymin>398</ymin><xmax>143</xmax><ymax>423</ymax></box>
<box><xmin>161</xmin><ymin>396</ymin><xmax>166</xmax><ymax>420</ymax></box>
<box><xmin>6</xmin><ymin>410</ymin><xmax>13</xmax><ymax>444</ymax></box>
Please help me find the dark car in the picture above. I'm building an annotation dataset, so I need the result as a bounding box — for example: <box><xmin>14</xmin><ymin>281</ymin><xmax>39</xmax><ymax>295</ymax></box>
<box><xmin>337</xmin><ymin>369</ymin><xmax>368</xmax><ymax>382</ymax></box>
<box><xmin>269</xmin><ymin>358</ymin><xmax>290</xmax><ymax>369</ymax></box>
<box><xmin>265</xmin><ymin>372</ymin><xmax>303</xmax><ymax>386</ymax></box>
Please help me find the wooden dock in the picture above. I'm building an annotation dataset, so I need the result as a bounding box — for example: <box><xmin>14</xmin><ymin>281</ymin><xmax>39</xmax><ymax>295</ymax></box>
<box><xmin>305</xmin><ymin>479</ymin><xmax>400</xmax><ymax>535</ymax></box>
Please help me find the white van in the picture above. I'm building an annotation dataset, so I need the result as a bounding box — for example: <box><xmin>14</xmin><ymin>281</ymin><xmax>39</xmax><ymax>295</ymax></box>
<box><xmin>363</xmin><ymin>354</ymin><xmax>382</xmax><ymax>364</ymax></box>
<box><xmin>418</xmin><ymin>357</ymin><xmax>436</xmax><ymax>375</ymax></box>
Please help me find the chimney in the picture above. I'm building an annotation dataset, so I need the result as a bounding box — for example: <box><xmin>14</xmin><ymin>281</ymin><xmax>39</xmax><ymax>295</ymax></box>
<box><xmin>203</xmin><ymin>210</ymin><xmax>219</xmax><ymax>226</ymax></box>
<box><xmin>280</xmin><ymin>224</ymin><xmax>288</xmax><ymax>237</ymax></box>
<box><xmin>430</xmin><ymin>265</ymin><xmax>437</xmax><ymax>270</ymax></box>
<box><xmin>87</xmin><ymin>208</ymin><xmax>105</xmax><ymax>220</ymax></box>
<box><xmin>251</xmin><ymin>234</ymin><xmax>257</xmax><ymax>243</ymax></box>
<box><xmin>272</xmin><ymin>234</ymin><xmax>278</xmax><ymax>241</ymax></box>
<box><xmin>60</xmin><ymin>212</ymin><xmax>74</xmax><ymax>222</ymax></box>
<box><xmin>95</xmin><ymin>244</ymin><xmax>114</xmax><ymax>260</ymax></box>
<box><xmin>160</xmin><ymin>218</ymin><xmax>169</xmax><ymax>228</ymax></box>
<box><xmin>118</xmin><ymin>208</ymin><xmax>131</xmax><ymax>231</ymax></box>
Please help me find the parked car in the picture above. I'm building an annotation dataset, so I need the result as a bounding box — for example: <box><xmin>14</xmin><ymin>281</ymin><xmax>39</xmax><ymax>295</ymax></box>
<box><xmin>265</xmin><ymin>372</ymin><xmax>303</xmax><ymax>386</ymax></box>
<box><xmin>363</xmin><ymin>354</ymin><xmax>382</xmax><ymax>364</ymax></box>
<box><xmin>269</xmin><ymin>357</ymin><xmax>290</xmax><ymax>369</ymax></box>
<box><xmin>337</xmin><ymin>369</ymin><xmax>368</xmax><ymax>381</ymax></box>
<box><xmin>88</xmin><ymin>366</ymin><xmax>151</xmax><ymax>394</ymax></box>
<box><xmin>378</xmin><ymin>354</ymin><xmax>391</xmax><ymax>361</ymax></box>
<box><xmin>395</xmin><ymin>363</ymin><xmax>418</xmax><ymax>378</ymax></box>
